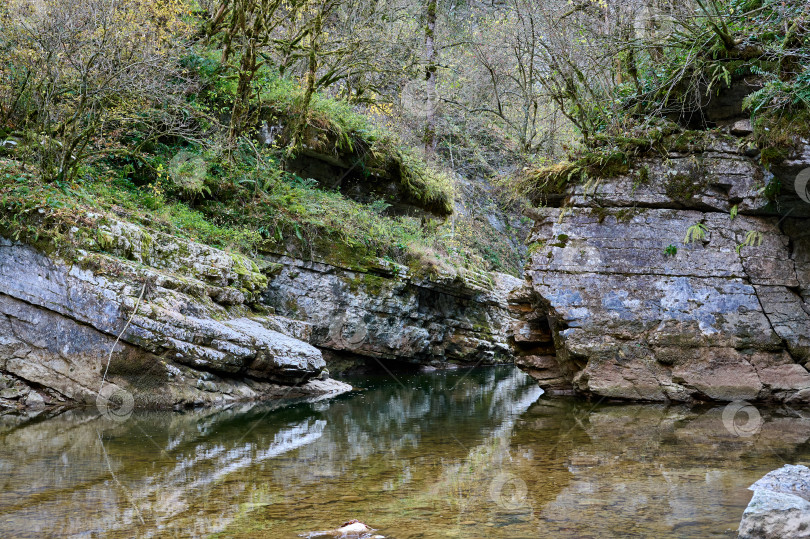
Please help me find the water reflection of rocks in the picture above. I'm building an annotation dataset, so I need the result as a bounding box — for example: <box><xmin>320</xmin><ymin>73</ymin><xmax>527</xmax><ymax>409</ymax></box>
<box><xmin>510</xmin><ymin>401</ymin><xmax>810</xmax><ymax>538</ymax></box>
<box><xmin>0</xmin><ymin>368</ymin><xmax>808</xmax><ymax>538</ymax></box>
<box><xmin>0</xmin><ymin>396</ymin><xmax>334</xmax><ymax>537</ymax></box>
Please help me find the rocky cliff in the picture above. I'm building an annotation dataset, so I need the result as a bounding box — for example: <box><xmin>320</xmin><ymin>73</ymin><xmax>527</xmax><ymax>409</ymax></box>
<box><xmin>0</xmin><ymin>207</ymin><xmax>520</xmax><ymax>411</ymax></box>
<box><xmin>263</xmin><ymin>254</ymin><xmax>521</xmax><ymax>368</ymax></box>
<box><xmin>0</xmin><ymin>215</ymin><xmax>349</xmax><ymax>410</ymax></box>
<box><xmin>511</xmin><ymin>134</ymin><xmax>810</xmax><ymax>403</ymax></box>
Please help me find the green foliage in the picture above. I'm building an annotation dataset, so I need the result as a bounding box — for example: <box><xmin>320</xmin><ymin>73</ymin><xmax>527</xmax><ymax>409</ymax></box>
<box><xmin>729</xmin><ymin>205</ymin><xmax>738</xmax><ymax>220</ymax></box>
<box><xmin>190</xmin><ymin>57</ymin><xmax>454</xmax><ymax>213</ymax></box>
<box><xmin>684</xmin><ymin>223</ymin><xmax>708</xmax><ymax>244</ymax></box>
<box><xmin>0</xmin><ymin>0</ymin><xmax>557</xmax><ymax>290</ymax></box>
<box><xmin>636</xmin><ymin>165</ymin><xmax>650</xmax><ymax>185</ymax></box>
<box><xmin>736</xmin><ymin>230</ymin><xmax>763</xmax><ymax>253</ymax></box>
<box><xmin>395</xmin><ymin>150</ymin><xmax>455</xmax><ymax>214</ymax></box>
<box><xmin>757</xmin><ymin>176</ymin><xmax>782</xmax><ymax>203</ymax></box>
<box><xmin>594</xmin><ymin>0</ymin><xmax>810</xmax><ymax>157</ymax></box>
<box><xmin>751</xmin><ymin>109</ymin><xmax>810</xmax><ymax>166</ymax></box>
<box><xmin>517</xmin><ymin>149</ymin><xmax>630</xmax><ymax>203</ymax></box>
<box><xmin>0</xmin><ymin>0</ymin><xmax>195</xmax><ymax>183</ymax></box>
<box><xmin>527</xmin><ymin>241</ymin><xmax>545</xmax><ymax>256</ymax></box>
<box><xmin>743</xmin><ymin>68</ymin><xmax>810</xmax><ymax>115</ymax></box>
<box><xmin>0</xmin><ymin>143</ymin><xmax>485</xmax><ymax>278</ymax></box>
<box><xmin>664</xmin><ymin>244</ymin><xmax>678</xmax><ymax>256</ymax></box>
<box><xmin>167</xmin><ymin>152</ymin><xmax>210</xmax><ymax>198</ymax></box>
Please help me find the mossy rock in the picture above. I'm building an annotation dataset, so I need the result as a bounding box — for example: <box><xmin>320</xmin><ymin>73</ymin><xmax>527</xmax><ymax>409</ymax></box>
<box><xmin>521</xmin><ymin>149</ymin><xmax>631</xmax><ymax>203</ymax></box>
<box><xmin>664</xmin><ymin>160</ymin><xmax>710</xmax><ymax>203</ymax></box>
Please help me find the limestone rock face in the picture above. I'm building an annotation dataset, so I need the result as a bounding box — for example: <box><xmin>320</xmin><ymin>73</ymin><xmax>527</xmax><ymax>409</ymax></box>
<box><xmin>739</xmin><ymin>465</ymin><xmax>810</xmax><ymax>539</ymax></box>
<box><xmin>513</xmin><ymin>141</ymin><xmax>810</xmax><ymax>402</ymax></box>
<box><xmin>0</xmin><ymin>216</ymin><xmax>346</xmax><ymax>410</ymax></box>
<box><xmin>262</xmin><ymin>255</ymin><xmax>522</xmax><ymax>366</ymax></box>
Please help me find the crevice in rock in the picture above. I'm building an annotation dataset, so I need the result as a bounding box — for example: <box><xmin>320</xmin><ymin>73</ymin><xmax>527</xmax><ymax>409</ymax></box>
<box><xmin>0</xmin><ymin>360</ymin><xmax>73</xmax><ymax>405</ymax></box>
<box><xmin>525</xmin><ymin>268</ymin><xmax>752</xmax><ymax>280</ymax></box>
<box><xmin>566</xmin><ymin>199</ymin><xmax>776</xmax><ymax>217</ymax></box>
<box><xmin>508</xmin><ymin>286</ymin><xmax>576</xmax><ymax>393</ymax></box>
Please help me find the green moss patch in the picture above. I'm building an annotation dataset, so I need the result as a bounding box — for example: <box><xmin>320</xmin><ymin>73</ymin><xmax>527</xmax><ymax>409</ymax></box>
<box><xmin>518</xmin><ymin>150</ymin><xmax>631</xmax><ymax>203</ymax></box>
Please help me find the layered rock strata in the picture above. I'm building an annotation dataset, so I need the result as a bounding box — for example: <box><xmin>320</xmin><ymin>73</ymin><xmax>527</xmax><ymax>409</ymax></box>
<box><xmin>512</xmin><ymin>137</ymin><xmax>810</xmax><ymax>402</ymax></box>
<box><xmin>1</xmin><ymin>208</ymin><xmax>523</xmax><ymax>409</ymax></box>
<box><xmin>0</xmin><ymin>215</ymin><xmax>348</xmax><ymax>410</ymax></box>
<box><xmin>262</xmin><ymin>254</ymin><xmax>522</xmax><ymax>367</ymax></box>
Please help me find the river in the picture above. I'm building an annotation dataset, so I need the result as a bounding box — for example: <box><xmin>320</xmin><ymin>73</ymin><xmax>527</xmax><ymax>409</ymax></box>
<box><xmin>0</xmin><ymin>366</ymin><xmax>808</xmax><ymax>538</ymax></box>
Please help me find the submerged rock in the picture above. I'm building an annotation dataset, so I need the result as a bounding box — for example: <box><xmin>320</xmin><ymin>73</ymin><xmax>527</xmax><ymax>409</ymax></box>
<box><xmin>301</xmin><ymin>520</ymin><xmax>383</xmax><ymax>538</ymax></box>
<box><xmin>739</xmin><ymin>465</ymin><xmax>810</xmax><ymax>539</ymax></box>
<box><xmin>512</xmin><ymin>138</ymin><xmax>810</xmax><ymax>402</ymax></box>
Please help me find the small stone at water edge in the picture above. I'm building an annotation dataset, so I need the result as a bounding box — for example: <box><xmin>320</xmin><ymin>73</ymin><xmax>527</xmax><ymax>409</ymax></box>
<box><xmin>300</xmin><ymin>519</ymin><xmax>379</xmax><ymax>538</ymax></box>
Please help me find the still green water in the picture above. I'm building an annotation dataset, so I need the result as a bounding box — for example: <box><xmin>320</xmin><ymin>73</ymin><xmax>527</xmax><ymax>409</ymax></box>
<box><xmin>1</xmin><ymin>366</ymin><xmax>808</xmax><ymax>538</ymax></box>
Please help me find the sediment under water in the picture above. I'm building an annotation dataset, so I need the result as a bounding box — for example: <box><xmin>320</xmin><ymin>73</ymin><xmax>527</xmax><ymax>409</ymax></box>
<box><xmin>0</xmin><ymin>366</ymin><xmax>808</xmax><ymax>538</ymax></box>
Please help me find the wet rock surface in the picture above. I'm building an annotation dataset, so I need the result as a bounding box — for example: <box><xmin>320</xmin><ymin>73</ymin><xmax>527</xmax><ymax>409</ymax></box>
<box><xmin>513</xmin><ymin>140</ymin><xmax>810</xmax><ymax>402</ymax></box>
<box><xmin>739</xmin><ymin>464</ymin><xmax>810</xmax><ymax>539</ymax></box>
<box><xmin>0</xmin><ymin>217</ymin><xmax>348</xmax><ymax>410</ymax></box>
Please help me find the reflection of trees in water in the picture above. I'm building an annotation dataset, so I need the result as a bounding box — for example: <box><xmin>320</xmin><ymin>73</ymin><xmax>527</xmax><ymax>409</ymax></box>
<box><xmin>3</xmin><ymin>369</ymin><xmax>804</xmax><ymax>539</ymax></box>
<box><xmin>0</xmin><ymin>367</ymin><xmax>541</xmax><ymax>538</ymax></box>
<box><xmin>272</xmin><ymin>368</ymin><xmax>543</xmax><ymax>488</ymax></box>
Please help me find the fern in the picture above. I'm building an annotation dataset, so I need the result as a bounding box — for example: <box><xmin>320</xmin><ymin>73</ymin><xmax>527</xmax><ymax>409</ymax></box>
<box><xmin>684</xmin><ymin>222</ymin><xmax>707</xmax><ymax>244</ymax></box>
<box><xmin>707</xmin><ymin>64</ymin><xmax>731</xmax><ymax>95</ymax></box>
<box><xmin>793</xmin><ymin>69</ymin><xmax>810</xmax><ymax>108</ymax></box>
<box><xmin>729</xmin><ymin>205</ymin><xmax>738</xmax><ymax>220</ymax></box>
<box><xmin>736</xmin><ymin>230</ymin><xmax>763</xmax><ymax>253</ymax></box>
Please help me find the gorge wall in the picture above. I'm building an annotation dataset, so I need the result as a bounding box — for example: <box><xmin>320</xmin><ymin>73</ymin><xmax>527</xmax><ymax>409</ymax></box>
<box><xmin>0</xmin><ymin>217</ymin><xmax>351</xmax><ymax>410</ymax></box>
<box><xmin>262</xmin><ymin>254</ymin><xmax>520</xmax><ymax>368</ymax></box>
<box><xmin>512</xmin><ymin>134</ymin><xmax>810</xmax><ymax>403</ymax></box>
<box><xmin>0</xmin><ymin>211</ymin><xmax>519</xmax><ymax>411</ymax></box>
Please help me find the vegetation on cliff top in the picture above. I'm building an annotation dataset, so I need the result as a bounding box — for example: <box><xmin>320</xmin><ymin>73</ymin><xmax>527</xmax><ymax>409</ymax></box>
<box><xmin>7</xmin><ymin>0</ymin><xmax>803</xmax><ymax>275</ymax></box>
<box><xmin>515</xmin><ymin>0</ymin><xmax>809</xmax><ymax>200</ymax></box>
<box><xmin>0</xmin><ymin>0</ymin><xmax>525</xmax><ymax>276</ymax></box>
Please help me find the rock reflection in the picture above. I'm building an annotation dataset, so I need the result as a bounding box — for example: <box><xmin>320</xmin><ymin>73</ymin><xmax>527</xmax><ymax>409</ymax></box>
<box><xmin>0</xmin><ymin>368</ymin><xmax>542</xmax><ymax>538</ymax></box>
<box><xmin>510</xmin><ymin>401</ymin><xmax>810</xmax><ymax>538</ymax></box>
<box><xmin>0</xmin><ymin>398</ymin><xmax>334</xmax><ymax>538</ymax></box>
<box><xmin>0</xmin><ymin>369</ymin><xmax>808</xmax><ymax>539</ymax></box>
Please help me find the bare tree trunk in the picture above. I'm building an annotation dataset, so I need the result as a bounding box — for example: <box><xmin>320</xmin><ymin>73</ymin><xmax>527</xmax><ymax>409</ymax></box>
<box><xmin>288</xmin><ymin>3</ymin><xmax>328</xmax><ymax>157</ymax></box>
<box><xmin>424</xmin><ymin>0</ymin><xmax>438</xmax><ymax>157</ymax></box>
<box><xmin>645</xmin><ymin>0</ymin><xmax>664</xmax><ymax>62</ymax></box>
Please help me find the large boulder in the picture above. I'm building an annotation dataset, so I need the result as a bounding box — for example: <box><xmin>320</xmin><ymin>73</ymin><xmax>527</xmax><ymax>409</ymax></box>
<box><xmin>739</xmin><ymin>464</ymin><xmax>810</xmax><ymax>538</ymax></box>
